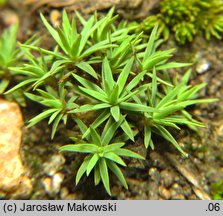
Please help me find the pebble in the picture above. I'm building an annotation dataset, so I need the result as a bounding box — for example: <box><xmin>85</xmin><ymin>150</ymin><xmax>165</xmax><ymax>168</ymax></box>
<box><xmin>60</xmin><ymin>187</ymin><xmax>80</xmax><ymax>200</ymax></box>
<box><xmin>150</xmin><ymin>152</ymin><xmax>167</xmax><ymax>169</ymax></box>
<box><xmin>188</xmin><ymin>194</ymin><xmax>198</xmax><ymax>200</ymax></box>
<box><xmin>148</xmin><ymin>168</ymin><xmax>160</xmax><ymax>199</ymax></box>
<box><xmin>168</xmin><ymin>181</ymin><xmax>187</xmax><ymax>200</ymax></box>
<box><xmin>0</xmin><ymin>10</ymin><xmax>19</xmax><ymax>27</ymax></box>
<box><xmin>148</xmin><ymin>167</ymin><xmax>160</xmax><ymax>184</ymax></box>
<box><xmin>148</xmin><ymin>181</ymin><xmax>159</xmax><ymax>200</ymax></box>
<box><xmin>42</xmin><ymin>172</ymin><xmax>64</xmax><ymax>195</ymax></box>
<box><xmin>60</xmin><ymin>187</ymin><xmax>69</xmax><ymax>199</ymax></box>
<box><xmin>42</xmin><ymin>177</ymin><xmax>52</xmax><ymax>195</ymax></box>
<box><xmin>171</xmin><ymin>194</ymin><xmax>185</xmax><ymax>200</ymax></box>
<box><xmin>52</xmin><ymin>172</ymin><xmax>64</xmax><ymax>194</ymax></box>
<box><xmin>196</xmin><ymin>59</ymin><xmax>211</xmax><ymax>74</ymax></box>
<box><xmin>148</xmin><ymin>167</ymin><xmax>158</xmax><ymax>178</ymax></box>
<box><xmin>182</xmin><ymin>185</ymin><xmax>192</xmax><ymax>197</ymax></box>
<box><xmin>209</xmin><ymin>79</ymin><xmax>222</xmax><ymax>95</ymax></box>
<box><xmin>43</xmin><ymin>154</ymin><xmax>65</xmax><ymax>176</ymax></box>
<box><xmin>158</xmin><ymin>186</ymin><xmax>171</xmax><ymax>199</ymax></box>
<box><xmin>172</xmin><ymin>183</ymin><xmax>184</xmax><ymax>195</ymax></box>
<box><xmin>50</xmin><ymin>10</ymin><xmax>61</xmax><ymax>27</ymax></box>
<box><xmin>160</xmin><ymin>169</ymin><xmax>174</xmax><ymax>188</ymax></box>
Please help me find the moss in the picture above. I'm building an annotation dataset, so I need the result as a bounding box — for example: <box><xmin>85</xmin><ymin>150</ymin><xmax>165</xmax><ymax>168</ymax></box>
<box><xmin>211</xmin><ymin>180</ymin><xmax>223</xmax><ymax>200</ymax></box>
<box><xmin>134</xmin><ymin>0</ymin><xmax>223</xmax><ymax>44</ymax></box>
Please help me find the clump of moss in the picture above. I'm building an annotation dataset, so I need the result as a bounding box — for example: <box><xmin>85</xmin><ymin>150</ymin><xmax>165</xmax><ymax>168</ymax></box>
<box><xmin>134</xmin><ymin>0</ymin><xmax>223</xmax><ymax>44</ymax></box>
<box><xmin>211</xmin><ymin>180</ymin><xmax>223</xmax><ymax>200</ymax></box>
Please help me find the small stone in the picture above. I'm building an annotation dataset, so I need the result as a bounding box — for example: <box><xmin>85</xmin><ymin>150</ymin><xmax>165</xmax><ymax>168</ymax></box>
<box><xmin>148</xmin><ymin>167</ymin><xmax>158</xmax><ymax>177</ymax></box>
<box><xmin>148</xmin><ymin>181</ymin><xmax>159</xmax><ymax>199</ymax></box>
<box><xmin>170</xmin><ymin>184</ymin><xmax>186</xmax><ymax>200</ymax></box>
<box><xmin>148</xmin><ymin>168</ymin><xmax>160</xmax><ymax>200</ymax></box>
<box><xmin>117</xmin><ymin>191</ymin><xmax>126</xmax><ymax>200</ymax></box>
<box><xmin>196</xmin><ymin>59</ymin><xmax>211</xmax><ymax>74</ymax></box>
<box><xmin>0</xmin><ymin>10</ymin><xmax>19</xmax><ymax>27</ymax></box>
<box><xmin>171</xmin><ymin>194</ymin><xmax>185</xmax><ymax>200</ymax></box>
<box><xmin>52</xmin><ymin>172</ymin><xmax>64</xmax><ymax>194</ymax></box>
<box><xmin>160</xmin><ymin>170</ymin><xmax>174</xmax><ymax>188</ymax></box>
<box><xmin>126</xmin><ymin>178</ymin><xmax>147</xmax><ymax>191</ymax></box>
<box><xmin>60</xmin><ymin>187</ymin><xmax>69</xmax><ymax>199</ymax></box>
<box><xmin>60</xmin><ymin>187</ymin><xmax>79</xmax><ymax>200</ymax></box>
<box><xmin>50</xmin><ymin>10</ymin><xmax>61</xmax><ymax>27</ymax></box>
<box><xmin>188</xmin><ymin>194</ymin><xmax>198</xmax><ymax>200</ymax></box>
<box><xmin>148</xmin><ymin>167</ymin><xmax>160</xmax><ymax>184</ymax></box>
<box><xmin>42</xmin><ymin>173</ymin><xmax>64</xmax><ymax>195</ymax></box>
<box><xmin>197</xmin><ymin>152</ymin><xmax>205</xmax><ymax>160</ymax></box>
<box><xmin>174</xmin><ymin>176</ymin><xmax>180</xmax><ymax>183</ymax></box>
<box><xmin>158</xmin><ymin>186</ymin><xmax>171</xmax><ymax>199</ymax></box>
<box><xmin>172</xmin><ymin>183</ymin><xmax>181</xmax><ymax>190</ymax></box>
<box><xmin>182</xmin><ymin>185</ymin><xmax>192</xmax><ymax>197</ymax></box>
<box><xmin>43</xmin><ymin>154</ymin><xmax>65</xmax><ymax>176</ymax></box>
<box><xmin>0</xmin><ymin>100</ymin><xmax>32</xmax><ymax>197</ymax></box>
<box><xmin>42</xmin><ymin>177</ymin><xmax>52</xmax><ymax>195</ymax></box>
<box><xmin>171</xmin><ymin>183</ymin><xmax>185</xmax><ymax>196</ymax></box>
<box><xmin>150</xmin><ymin>152</ymin><xmax>167</xmax><ymax>169</ymax></box>
<box><xmin>65</xmin><ymin>193</ymin><xmax>78</xmax><ymax>200</ymax></box>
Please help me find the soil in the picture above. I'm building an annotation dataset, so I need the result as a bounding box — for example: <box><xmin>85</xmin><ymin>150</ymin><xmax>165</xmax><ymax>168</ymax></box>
<box><xmin>0</xmin><ymin>0</ymin><xmax>222</xmax><ymax>200</ymax></box>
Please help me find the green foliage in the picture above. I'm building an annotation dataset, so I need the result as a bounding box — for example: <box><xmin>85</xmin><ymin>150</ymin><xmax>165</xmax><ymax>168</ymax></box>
<box><xmin>0</xmin><ymin>24</ymin><xmax>19</xmax><ymax>94</ymax></box>
<box><xmin>60</xmin><ymin>120</ymin><xmax>144</xmax><ymax>195</ymax></box>
<box><xmin>211</xmin><ymin>180</ymin><xmax>223</xmax><ymax>200</ymax></box>
<box><xmin>6</xmin><ymin>9</ymin><xmax>217</xmax><ymax>194</ymax></box>
<box><xmin>143</xmin><ymin>68</ymin><xmax>215</xmax><ymax>154</ymax></box>
<box><xmin>198</xmin><ymin>0</ymin><xmax>223</xmax><ymax>40</ymax></box>
<box><xmin>25</xmin><ymin>84</ymin><xmax>78</xmax><ymax>139</ymax></box>
<box><xmin>0</xmin><ymin>24</ymin><xmax>37</xmax><ymax>105</ymax></box>
<box><xmin>0</xmin><ymin>0</ymin><xmax>7</xmax><ymax>6</ymax></box>
<box><xmin>134</xmin><ymin>0</ymin><xmax>223</xmax><ymax>44</ymax></box>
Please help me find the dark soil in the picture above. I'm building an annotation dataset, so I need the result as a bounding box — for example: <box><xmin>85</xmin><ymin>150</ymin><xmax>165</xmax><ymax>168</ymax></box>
<box><xmin>0</xmin><ymin>0</ymin><xmax>222</xmax><ymax>200</ymax></box>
